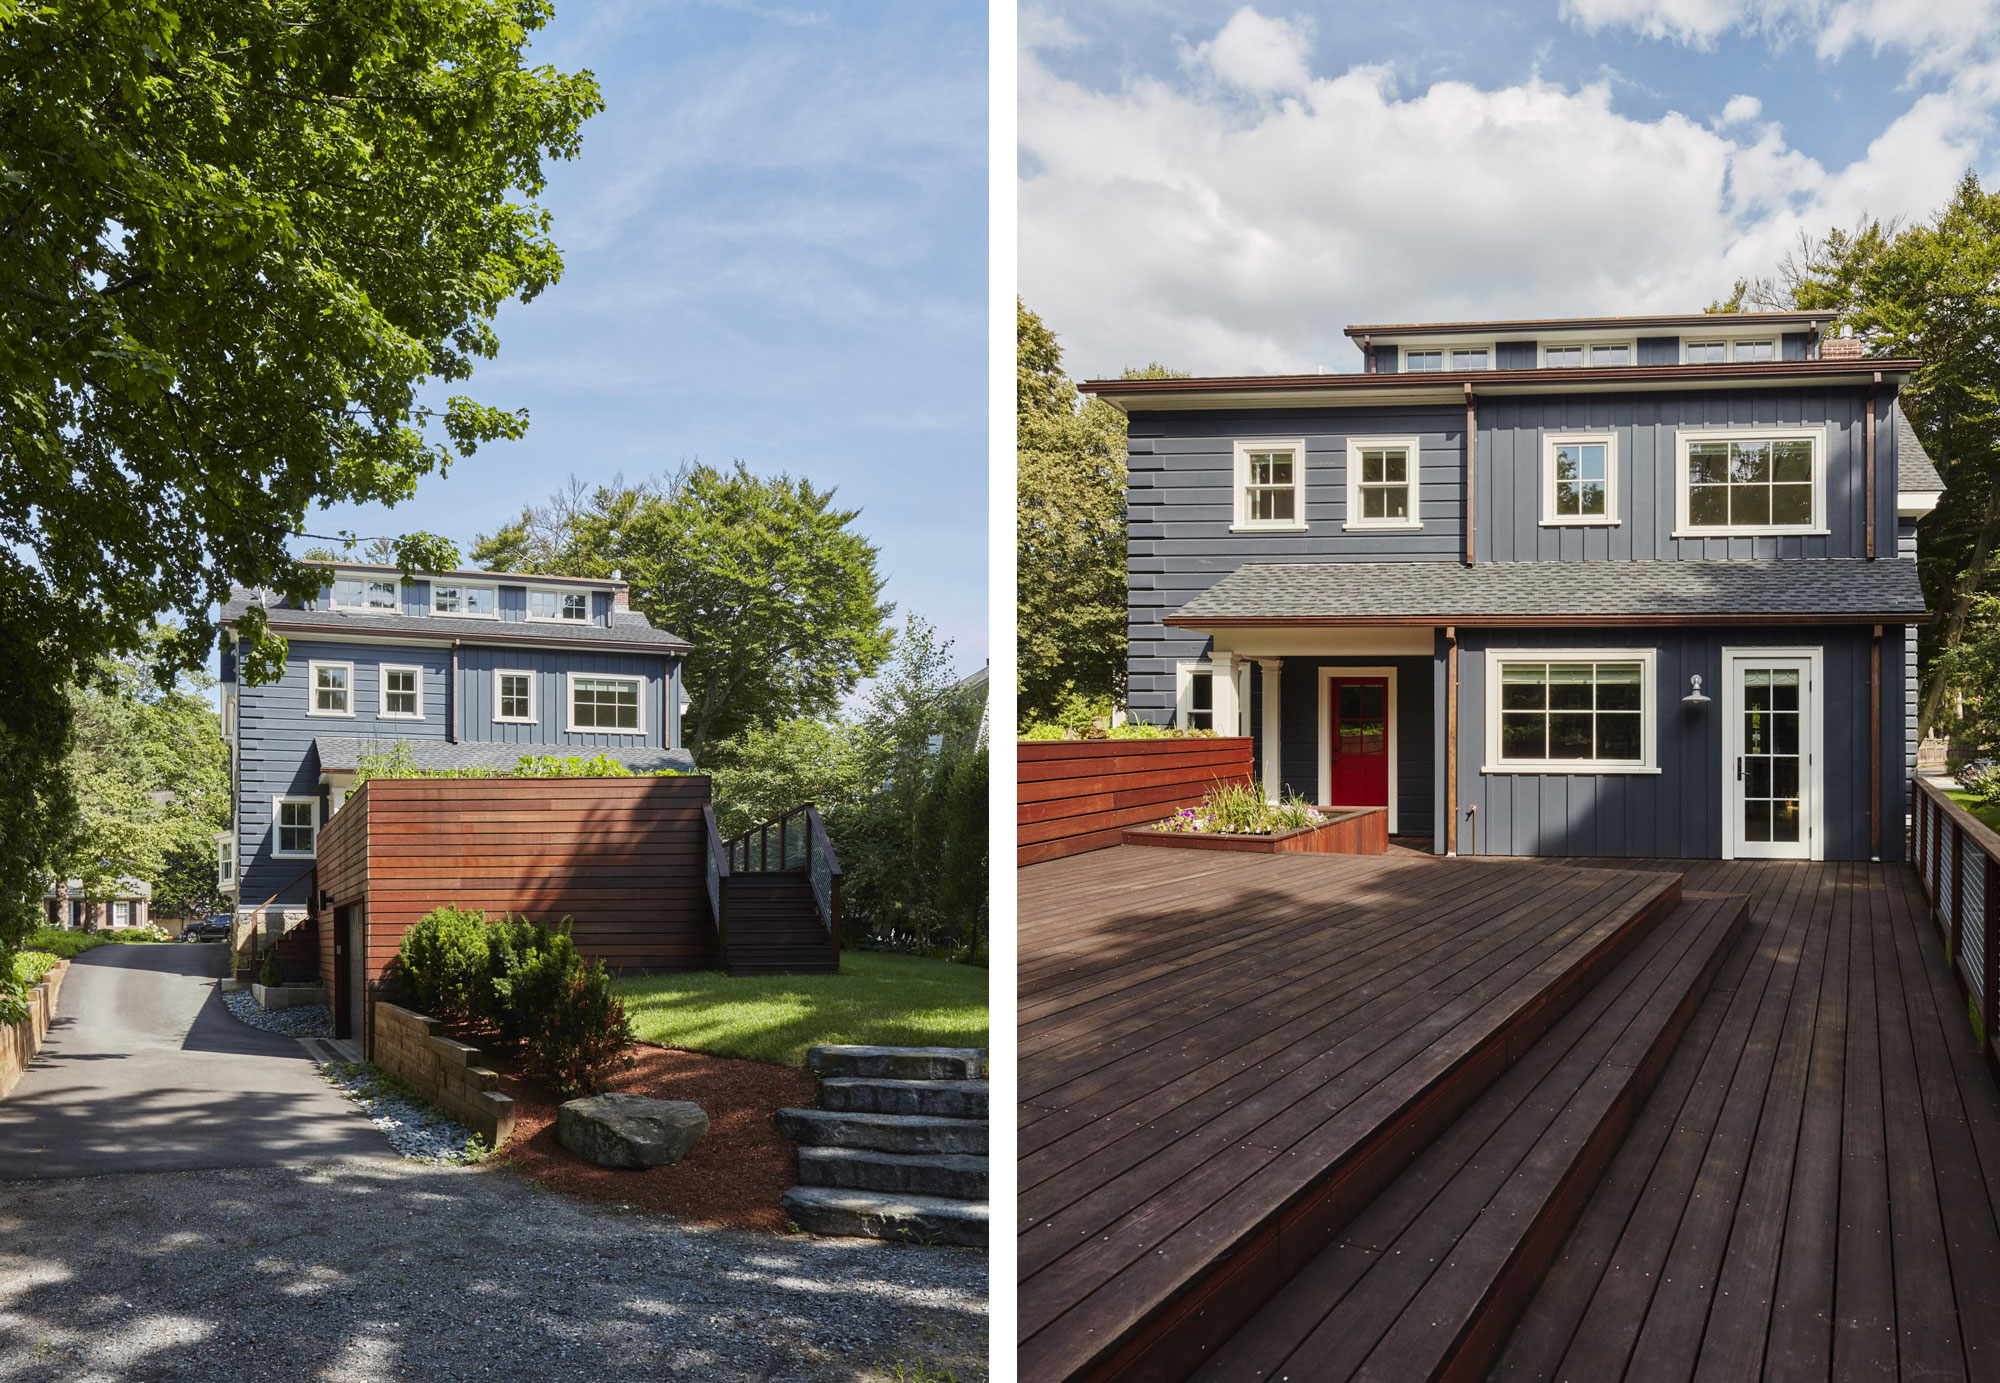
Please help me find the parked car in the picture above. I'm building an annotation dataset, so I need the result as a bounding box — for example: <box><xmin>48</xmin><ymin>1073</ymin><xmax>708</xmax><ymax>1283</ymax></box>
<box><xmin>182</xmin><ymin>915</ymin><xmax>230</xmax><ymax>942</ymax></box>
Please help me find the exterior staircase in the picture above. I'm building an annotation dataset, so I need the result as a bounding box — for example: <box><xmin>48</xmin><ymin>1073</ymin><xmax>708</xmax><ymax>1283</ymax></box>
<box><xmin>704</xmin><ymin>803</ymin><xmax>840</xmax><ymax>974</ymax></box>
<box><xmin>778</xmin><ymin>1044</ymin><xmax>989</xmax><ymax>1247</ymax></box>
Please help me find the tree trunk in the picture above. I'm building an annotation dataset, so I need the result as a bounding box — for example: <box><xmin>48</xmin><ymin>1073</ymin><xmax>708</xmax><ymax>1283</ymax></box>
<box><xmin>1919</xmin><ymin>468</ymin><xmax>2000</xmax><ymax>739</ymax></box>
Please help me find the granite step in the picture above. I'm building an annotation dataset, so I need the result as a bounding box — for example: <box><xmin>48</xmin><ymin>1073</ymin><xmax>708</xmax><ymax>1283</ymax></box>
<box><xmin>819</xmin><ymin>1076</ymin><xmax>989</xmax><ymax>1119</ymax></box>
<box><xmin>776</xmin><ymin>1108</ymin><xmax>989</xmax><ymax>1156</ymax></box>
<box><xmin>806</xmin><ymin>1044</ymin><xmax>984</xmax><ymax>1081</ymax></box>
<box><xmin>797</xmin><ymin>1146</ymin><xmax>988</xmax><ymax>1200</ymax></box>
<box><xmin>782</xmin><ymin>1186</ymin><xmax>988</xmax><ymax>1248</ymax></box>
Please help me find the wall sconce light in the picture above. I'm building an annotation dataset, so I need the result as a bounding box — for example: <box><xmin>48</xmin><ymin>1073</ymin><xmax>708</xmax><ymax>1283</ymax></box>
<box><xmin>1682</xmin><ymin>674</ymin><xmax>1711</xmax><ymax>706</ymax></box>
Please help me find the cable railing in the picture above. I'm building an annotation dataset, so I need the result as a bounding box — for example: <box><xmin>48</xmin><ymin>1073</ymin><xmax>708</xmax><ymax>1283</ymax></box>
<box><xmin>1912</xmin><ymin>778</ymin><xmax>1999</xmax><ymax>1058</ymax></box>
<box><xmin>725</xmin><ymin>803</ymin><xmax>842</xmax><ymax>940</ymax></box>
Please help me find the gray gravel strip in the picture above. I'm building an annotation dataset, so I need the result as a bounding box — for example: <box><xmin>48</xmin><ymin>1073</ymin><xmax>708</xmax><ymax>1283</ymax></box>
<box><xmin>223</xmin><ymin>988</ymin><xmax>334</xmax><ymax>1038</ymax></box>
<box><xmin>317</xmin><ymin>1061</ymin><xmax>485</xmax><ymax>1164</ymax></box>
<box><xmin>0</xmin><ymin>1156</ymin><xmax>987</xmax><ymax>1381</ymax></box>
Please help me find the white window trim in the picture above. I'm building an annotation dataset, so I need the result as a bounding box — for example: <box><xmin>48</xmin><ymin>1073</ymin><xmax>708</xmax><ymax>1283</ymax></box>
<box><xmin>1540</xmin><ymin>430</ymin><xmax>1621</xmax><ymax>527</ymax></box>
<box><xmin>1231</xmin><ymin>437</ymin><xmax>1309</xmax><ymax>533</ymax></box>
<box><xmin>1315</xmin><ymin>665</ymin><xmax>1399</xmax><ymax>833</ymax></box>
<box><xmin>1672</xmin><ymin>425</ymin><xmax>1831</xmax><ymax>538</ymax></box>
<box><xmin>1482</xmin><ymin>647</ymin><xmax>1661</xmax><ymax>775</ymax></box>
<box><xmin>215</xmin><ymin>831</ymin><xmax>235</xmax><ymax>887</ymax></box>
<box><xmin>1174</xmin><ymin>661</ymin><xmax>1218</xmax><ymax>733</ymax></box>
<box><xmin>377</xmin><ymin>664</ymin><xmax>424</xmax><ymax>720</ymax></box>
<box><xmin>429</xmin><ymin>582</ymin><xmax>499</xmax><ymax>619</ymax></box>
<box><xmin>1719</xmin><ymin>645</ymin><xmax>1826</xmax><ymax>862</ymax></box>
<box><xmin>306</xmin><ymin>660</ymin><xmax>356</xmax><ymax>718</ymax></box>
<box><xmin>272</xmin><ymin>796</ymin><xmax>320</xmax><ymax>858</ymax></box>
<box><xmin>1540</xmin><ymin>339</ymin><xmax>1639</xmax><ymax>368</ymax></box>
<box><xmin>527</xmin><ymin>587</ymin><xmax>593</xmax><ymax>622</ymax></box>
<box><xmin>493</xmin><ymin>669</ymin><xmax>538</xmax><ymax>725</ymax></box>
<box><xmin>1345</xmin><ymin>435</ymin><xmax>1423</xmax><ymax>532</ymax></box>
<box><xmin>565</xmin><ymin>672</ymin><xmax>645</xmax><ymax>735</ymax></box>
<box><xmin>1401</xmin><ymin>342</ymin><xmax>1493</xmax><ymax>372</ymax></box>
<box><xmin>1682</xmin><ymin>337</ymin><xmax>1779</xmax><ymax>364</ymax></box>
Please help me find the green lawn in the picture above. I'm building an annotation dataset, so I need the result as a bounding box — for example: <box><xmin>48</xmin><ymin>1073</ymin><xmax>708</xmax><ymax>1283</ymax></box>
<box><xmin>1946</xmin><ymin>789</ymin><xmax>2000</xmax><ymax>835</ymax></box>
<box><xmin>612</xmin><ymin>951</ymin><xmax>989</xmax><ymax>1068</ymax></box>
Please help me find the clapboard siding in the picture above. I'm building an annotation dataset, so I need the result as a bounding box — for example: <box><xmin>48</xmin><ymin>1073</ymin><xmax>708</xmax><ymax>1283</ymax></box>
<box><xmin>316</xmin><ymin>776</ymin><xmax>716</xmax><ymax>1052</ymax></box>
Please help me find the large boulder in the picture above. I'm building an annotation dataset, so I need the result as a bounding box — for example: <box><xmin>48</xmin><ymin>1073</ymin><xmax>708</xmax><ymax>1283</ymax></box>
<box><xmin>556</xmin><ymin>1093</ymin><xmax>708</xmax><ymax>1169</ymax></box>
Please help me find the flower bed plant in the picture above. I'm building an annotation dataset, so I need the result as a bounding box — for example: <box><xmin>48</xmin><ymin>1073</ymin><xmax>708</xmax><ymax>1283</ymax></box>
<box><xmin>1152</xmin><ymin>781</ymin><xmax>1326</xmax><ymax>836</ymax></box>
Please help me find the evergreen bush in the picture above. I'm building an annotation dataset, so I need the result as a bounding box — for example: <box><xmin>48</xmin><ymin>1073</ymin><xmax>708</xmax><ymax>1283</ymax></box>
<box><xmin>258</xmin><ymin>947</ymin><xmax>284</xmax><ymax>987</ymax></box>
<box><xmin>396</xmin><ymin>905</ymin><xmax>491</xmax><ymax>1020</ymax></box>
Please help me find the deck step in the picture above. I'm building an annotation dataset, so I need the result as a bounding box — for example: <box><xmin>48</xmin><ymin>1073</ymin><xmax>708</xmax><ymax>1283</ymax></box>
<box><xmin>1189</xmin><ymin>892</ymin><xmax>1748</xmax><ymax>1383</ymax></box>
<box><xmin>820</xmin><ymin>1077</ymin><xmax>989</xmax><ymax>1119</ymax></box>
<box><xmin>776</xmin><ymin>1108</ymin><xmax>989</xmax><ymax>1155</ymax></box>
<box><xmin>797</xmin><ymin>1146</ymin><xmax>988</xmax><ymax>1199</ymax></box>
<box><xmin>808</xmin><ymin>1044</ymin><xmax>985</xmax><ymax>1081</ymax></box>
<box><xmin>782</xmin><ymin>1185</ymin><xmax>988</xmax><ymax>1247</ymax></box>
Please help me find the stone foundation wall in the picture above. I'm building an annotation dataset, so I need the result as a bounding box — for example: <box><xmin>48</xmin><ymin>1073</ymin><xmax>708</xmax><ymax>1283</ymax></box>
<box><xmin>0</xmin><ymin>961</ymin><xmax>69</xmax><ymax>1100</ymax></box>
<box><xmin>370</xmin><ymin>1001</ymin><xmax>516</xmax><ymax>1147</ymax></box>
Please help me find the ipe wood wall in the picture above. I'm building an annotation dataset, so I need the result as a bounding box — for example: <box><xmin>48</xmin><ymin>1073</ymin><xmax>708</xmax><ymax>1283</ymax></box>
<box><xmin>1018</xmin><ymin>737</ymin><xmax>1255</xmax><ymax>867</ymax></box>
<box><xmin>315</xmin><ymin>776</ymin><xmax>715</xmax><ymax>1042</ymax></box>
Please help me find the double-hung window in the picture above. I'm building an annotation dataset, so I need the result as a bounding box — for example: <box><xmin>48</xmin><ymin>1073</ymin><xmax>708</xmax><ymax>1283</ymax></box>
<box><xmin>569</xmin><ymin>675</ymin><xmax>642</xmax><ymax>732</ymax></box>
<box><xmin>1542</xmin><ymin>432</ymin><xmax>1618</xmax><ymax>525</ymax></box>
<box><xmin>379</xmin><ymin>665</ymin><xmax>422</xmax><ymax>719</ymax></box>
<box><xmin>1345</xmin><ymin>437</ymin><xmax>1420</xmax><ymax>530</ymax></box>
<box><xmin>529</xmin><ymin>588</ymin><xmax>591</xmax><ymax>621</ymax></box>
<box><xmin>274</xmin><ymin>798</ymin><xmax>318</xmax><ymax>856</ymax></box>
<box><xmin>112</xmin><ymin>901</ymin><xmax>129</xmax><ymax>927</ymax></box>
<box><xmin>1487</xmin><ymin>651</ymin><xmax>1658</xmax><ymax>773</ymax></box>
<box><xmin>495</xmin><ymin>670</ymin><xmax>536</xmax><ymax>723</ymax></box>
<box><xmin>1178</xmin><ymin>665</ymin><xmax>1214</xmax><ymax>731</ymax></box>
<box><xmin>308</xmin><ymin>661</ymin><xmax>354</xmax><ymax>717</ymax></box>
<box><xmin>1677</xmin><ymin>427</ymin><xmax>1824</xmax><ymax>534</ymax></box>
<box><xmin>431</xmin><ymin>583</ymin><xmax>496</xmax><ymax>617</ymax></box>
<box><xmin>1232</xmin><ymin>439</ymin><xmax>1307</xmax><ymax>530</ymax></box>
<box><xmin>216</xmin><ymin>832</ymin><xmax>235</xmax><ymax>887</ymax></box>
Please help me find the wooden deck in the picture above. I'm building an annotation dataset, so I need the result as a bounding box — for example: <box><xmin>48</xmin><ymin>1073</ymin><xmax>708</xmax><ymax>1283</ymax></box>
<box><xmin>1019</xmin><ymin>848</ymin><xmax>2000</xmax><ymax>1383</ymax></box>
<box><xmin>1493</xmin><ymin>857</ymin><xmax>2000</xmax><ymax>1382</ymax></box>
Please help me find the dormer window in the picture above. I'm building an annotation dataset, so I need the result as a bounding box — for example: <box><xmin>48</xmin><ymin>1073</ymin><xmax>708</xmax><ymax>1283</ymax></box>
<box><xmin>1589</xmin><ymin>344</ymin><xmax>1630</xmax><ymax>366</ymax></box>
<box><xmin>1686</xmin><ymin>338</ymin><xmax>1776</xmax><ymax>364</ymax></box>
<box><xmin>431</xmin><ymin>583</ymin><xmax>496</xmax><ymax>617</ymax></box>
<box><xmin>1402</xmin><ymin>346</ymin><xmax>1489</xmax><ymax>372</ymax></box>
<box><xmin>1542</xmin><ymin>342</ymin><xmax>1635</xmax><ymax>368</ymax></box>
<box><xmin>1406</xmin><ymin>350</ymin><xmax>1443</xmax><ymax>372</ymax></box>
<box><xmin>1450</xmin><ymin>348</ymin><xmax>1489</xmax><ymax>370</ymax></box>
<box><xmin>529</xmin><ymin>588</ymin><xmax>591</xmax><ymax>621</ymax></box>
<box><xmin>329</xmin><ymin>577</ymin><xmax>398</xmax><ymax>611</ymax></box>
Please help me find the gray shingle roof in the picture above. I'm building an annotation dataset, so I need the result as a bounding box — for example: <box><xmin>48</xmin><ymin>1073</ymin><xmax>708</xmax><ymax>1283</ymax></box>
<box><xmin>1896</xmin><ymin>402</ymin><xmax>1944</xmax><ymax>492</ymax></box>
<box><xmin>220</xmin><ymin>593</ymin><xmax>689</xmax><ymax>649</ymax></box>
<box><xmin>1171</xmin><ymin>559</ymin><xmax>1927</xmax><ymax>623</ymax></box>
<box><xmin>313</xmin><ymin>737</ymin><xmax>696</xmax><ymax>775</ymax></box>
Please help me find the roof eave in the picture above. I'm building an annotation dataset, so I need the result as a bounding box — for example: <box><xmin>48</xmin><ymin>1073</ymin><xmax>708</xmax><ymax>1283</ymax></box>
<box><xmin>217</xmin><ymin>614</ymin><xmax>691</xmax><ymax>655</ymax></box>
<box><xmin>1340</xmin><ymin>311</ymin><xmax>1840</xmax><ymax>340</ymax></box>
<box><xmin>1167</xmin><ymin>611</ymin><xmax>1926</xmax><ymax>629</ymax></box>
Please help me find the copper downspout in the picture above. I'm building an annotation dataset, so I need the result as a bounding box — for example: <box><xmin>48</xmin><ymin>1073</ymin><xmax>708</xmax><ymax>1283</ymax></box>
<box><xmin>449</xmin><ymin>638</ymin><xmax>460</xmax><ymax>743</ymax></box>
<box><xmin>1866</xmin><ymin>373</ymin><xmax>1880</xmax><ymax>560</ymax></box>
<box><xmin>1445</xmin><ymin>626</ymin><xmax>1459</xmax><ymax>855</ymax></box>
<box><xmin>1871</xmin><ymin>624</ymin><xmax>1883</xmax><ymax>860</ymax></box>
<box><xmin>1463</xmin><ymin>384</ymin><xmax>1477</xmax><ymax>565</ymax></box>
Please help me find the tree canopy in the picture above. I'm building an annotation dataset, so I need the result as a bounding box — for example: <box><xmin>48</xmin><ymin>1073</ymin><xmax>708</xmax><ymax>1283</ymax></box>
<box><xmin>0</xmin><ymin>0</ymin><xmax>598</xmax><ymax>946</ymax></box>
<box><xmin>471</xmin><ymin>465</ymin><xmax>895</xmax><ymax>759</ymax></box>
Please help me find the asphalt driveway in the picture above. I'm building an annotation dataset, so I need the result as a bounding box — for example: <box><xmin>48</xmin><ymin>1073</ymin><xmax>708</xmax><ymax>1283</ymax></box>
<box><xmin>0</xmin><ymin>942</ymin><xmax>387</xmax><ymax>1178</ymax></box>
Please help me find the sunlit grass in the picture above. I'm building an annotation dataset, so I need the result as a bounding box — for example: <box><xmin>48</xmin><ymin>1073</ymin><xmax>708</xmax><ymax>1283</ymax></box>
<box><xmin>612</xmin><ymin>952</ymin><xmax>989</xmax><ymax>1068</ymax></box>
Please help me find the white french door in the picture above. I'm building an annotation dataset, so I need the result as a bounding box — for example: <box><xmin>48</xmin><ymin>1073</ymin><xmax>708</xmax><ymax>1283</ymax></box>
<box><xmin>1722</xmin><ymin>649</ymin><xmax>1823</xmax><ymax>860</ymax></box>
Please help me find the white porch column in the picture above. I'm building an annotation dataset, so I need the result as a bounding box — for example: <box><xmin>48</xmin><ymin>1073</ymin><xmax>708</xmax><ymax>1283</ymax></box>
<box><xmin>1210</xmin><ymin>651</ymin><xmax>1241</xmax><ymax>742</ymax></box>
<box><xmin>1259</xmin><ymin>659</ymin><xmax>1284</xmax><ymax>802</ymax></box>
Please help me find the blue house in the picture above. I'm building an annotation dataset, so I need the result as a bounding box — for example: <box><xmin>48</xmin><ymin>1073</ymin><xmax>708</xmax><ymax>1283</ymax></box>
<box><xmin>218</xmin><ymin>564</ymin><xmax>694</xmax><ymax>917</ymax></box>
<box><xmin>1085</xmin><ymin>311</ymin><xmax>1940</xmax><ymax>861</ymax></box>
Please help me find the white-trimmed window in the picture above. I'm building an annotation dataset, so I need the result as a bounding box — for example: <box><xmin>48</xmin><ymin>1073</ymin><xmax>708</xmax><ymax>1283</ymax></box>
<box><xmin>1486</xmin><ymin>650</ymin><xmax>1659</xmax><ymax>774</ymax></box>
<box><xmin>431</xmin><ymin>582</ymin><xmax>497</xmax><ymax>618</ymax></box>
<box><xmin>1542</xmin><ymin>432</ymin><xmax>1618</xmax><ymax>526</ymax></box>
<box><xmin>1542</xmin><ymin>341</ymin><xmax>1636</xmax><ymax>368</ymax></box>
<box><xmin>1401</xmin><ymin>344</ymin><xmax>1492</xmax><ymax>372</ymax></box>
<box><xmin>1232</xmin><ymin>439</ymin><xmax>1307</xmax><ymax>531</ymax></box>
<box><xmin>307</xmin><ymin>661</ymin><xmax>354</xmax><ymax>717</ymax></box>
<box><xmin>1449</xmin><ymin>347</ymin><xmax>1490</xmax><ymax>370</ymax></box>
<box><xmin>274</xmin><ymin>797</ymin><xmax>318</xmax><ymax>857</ymax></box>
<box><xmin>1685</xmin><ymin>338</ymin><xmax>1777</xmax><ymax>364</ymax></box>
<box><xmin>1405</xmin><ymin>349</ymin><xmax>1443</xmax><ymax>372</ymax></box>
<box><xmin>329</xmin><ymin>577</ymin><xmax>398</xmax><ymax>610</ymax></box>
<box><xmin>568</xmin><ymin>674</ymin><xmax>643</xmax><ymax>733</ymax></box>
<box><xmin>528</xmin><ymin>588</ymin><xmax>591</xmax><ymax>622</ymax></box>
<box><xmin>1176</xmin><ymin>663</ymin><xmax>1215</xmax><ymax>732</ymax></box>
<box><xmin>1345</xmin><ymin>437</ymin><xmax>1420</xmax><ymax>530</ymax></box>
<box><xmin>216</xmin><ymin>832</ymin><xmax>235</xmax><ymax>887</ymax></box>
<box><xmin>495</xmin><ymin>670</ymin><xmax>536</xmax><ymax>724</ymax></box>
<box><xmin>112</xmin><ymin>901</ymin><xmax>129</xmax><ymax>927</ymax></box>
<box><xmin>379</xmin><ymin>665</ymin><xmax>422</xmax><ymax>719</ymax></box>
<box><xmin>1676</xmin><ymin>427</ymin><xmax>1825</xmax><ymax>535</ymax></box>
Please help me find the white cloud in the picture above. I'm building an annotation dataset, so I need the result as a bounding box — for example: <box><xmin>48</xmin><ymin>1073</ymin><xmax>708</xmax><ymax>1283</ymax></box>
<box><xmin>1561</xmin><ymin>0</ymin><xmax>2000</xmax><ymax>77</ymax></box>
<box><xmin>1717</xmin><ymin>92</ymin><xmax>1762</xmax><ymax>125</ymax></box>
<box><xmin>1183</xmin><ymin>8</ymin><xmax>1315</xmax><ymax>95</ymax></box>
<box><xmin>1019</xmin><ymin>9</ymin><xmax>1988</xmax><ymax>378</ymax></box>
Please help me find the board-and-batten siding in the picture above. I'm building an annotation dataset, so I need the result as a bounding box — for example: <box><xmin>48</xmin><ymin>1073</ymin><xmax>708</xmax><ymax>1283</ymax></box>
<box><xmin>1454</xmin><ymin>625</ymin><xmax>1907</xmax><ymax>861</ymax></box>
<box><xmin>456</xmin><ymin>646</ymin><xmax>669</xmax><ymax>749</ymax></box>
<box><xmin>1362</xmin><ymin>332</ymin><xmax>1808</xmax><ymax>374</ymax></box>
<box><xmin>1260</xmin><ymin>656</ymin><xmax>1435</xmax><ymax>834</ymax></box>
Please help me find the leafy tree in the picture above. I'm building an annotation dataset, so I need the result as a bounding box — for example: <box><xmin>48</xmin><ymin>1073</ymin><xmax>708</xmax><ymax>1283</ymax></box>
<box><xmin>152</xmin><ymin>843</ymin><xmax>230</xmax><ymax>923</ymax></box>
<box><xmin>472</xmin><ymin>465</ymin><xmax>895</xmax><ymax>759</ymax></box>
<box><xmin>1017</xmin><ymin>301</ymin><xmax>1185</xmax><ymax>724</ymax></box>
<box><xmin>705</xmin><ymin>718</ymin><xmax>871</xmax><ymax>838</ymax></box>
<box><xmin>0</xmin><ymin>0</ymin><xmax>600</xmax><ymax>948</ymax></box>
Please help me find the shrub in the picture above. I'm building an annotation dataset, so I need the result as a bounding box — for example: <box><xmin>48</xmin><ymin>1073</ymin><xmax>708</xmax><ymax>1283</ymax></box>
<box><xmin>13</xmin><ymin>951</ymin><xmax>58</xmax><ymax>987</ymax></box>
<box><xmin>25</xmin><ymin>928</ymin><xmax>109</xmax><ymax>959</ymax></box>
<box><xmin>397</xmin><ymin>905</ymin><xmax>492</xmax><ymax>1020</ymax></box>
<box><xmin>258</xmin><ymin>947</ymin><xmax>285</xmax><ymax>987</ymax></box>
<box><xmin>526</xmin><ymin>957</ymin><xmax>634</xmax><ymax>1096</ymax></box>
<box><xmin>482</xmin><ymin>917</ymin><xmax>580</xmax><ymax>1045</ymax></box>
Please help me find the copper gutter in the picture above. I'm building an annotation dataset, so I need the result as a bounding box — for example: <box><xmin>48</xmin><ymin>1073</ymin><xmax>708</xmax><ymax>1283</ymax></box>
<box><xmin>1168</xmin><ymin>611</ymin><xmax>1924</xmax><ymax>629</ymax></box>
<box><xmin>1082</xmin><ymin>357</ymin><xmax>1922</xmax><ymax>399</ymax></box>
<box><xmin>1445</xmin><ymin>626</ymin><xmax>1459</xmax><ymax>855</ymax></box>
<box><xmin>1870</xmin><ymin>624</ymin><xmax>1883</xmax><ymax>859</ymax></box>
<box><xmin>448</xmin><ymin>638</ymin><xmax>460</xmax><ymax>744</ymax></box>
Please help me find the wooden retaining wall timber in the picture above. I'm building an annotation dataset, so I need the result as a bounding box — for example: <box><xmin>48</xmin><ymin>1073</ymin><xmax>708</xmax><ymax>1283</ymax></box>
<box><xmin>1018</xmin><ymin>737</ymin><xmax>1255</xmax><ymax>867</ymax></box>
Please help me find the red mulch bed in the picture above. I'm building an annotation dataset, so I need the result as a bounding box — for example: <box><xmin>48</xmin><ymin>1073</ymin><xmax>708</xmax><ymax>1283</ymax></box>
<box><xmin>457</xmin><ymin>1031</ymin><xmax>818</xmax><ymax>1231</ymax></box>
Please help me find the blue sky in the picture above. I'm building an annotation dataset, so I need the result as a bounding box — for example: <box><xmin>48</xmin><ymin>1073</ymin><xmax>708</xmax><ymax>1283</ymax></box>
<box><xmin>1021</xmin><ymin>0</ymin><xmax>2000</xmax><ymax>378</ymax></box>
<box><xmin>302</xmin><ymin>0</ymin><xmax>988</xmax><ymax>677</ymax></box>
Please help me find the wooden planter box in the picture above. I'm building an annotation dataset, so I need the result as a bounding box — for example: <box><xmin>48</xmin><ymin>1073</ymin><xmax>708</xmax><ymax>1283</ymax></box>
<box><xmin>1122</xmin><ymin>806</ymin><xmax>1389</xmax><ymax>856</ymax></box>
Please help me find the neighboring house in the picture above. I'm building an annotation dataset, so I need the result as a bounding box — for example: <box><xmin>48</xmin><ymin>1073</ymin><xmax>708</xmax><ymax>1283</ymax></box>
<box><xmin>1085</xmin><ymin>312</ymin><xmax>1942</xmax><ymax>861</ymax></box>
<box><xmin>217</xmin><ymin>564</ymin><xmax>694</xmax><ymax>918</ymax></box>
<box><xmin>43</xmin><ymin>878</ymin><xmax>152</xmax><ymax>931</ymax></box>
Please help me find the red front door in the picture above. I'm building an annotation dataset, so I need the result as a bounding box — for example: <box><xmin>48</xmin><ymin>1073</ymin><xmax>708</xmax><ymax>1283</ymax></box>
<box><xmin>1329</xmin><ymin>678</ymin><xmax>1390</xmax><ymax>809</ymax></box>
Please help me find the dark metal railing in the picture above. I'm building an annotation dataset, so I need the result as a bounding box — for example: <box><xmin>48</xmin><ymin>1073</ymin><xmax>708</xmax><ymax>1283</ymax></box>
<box><xmin>1912</xmin><ymin>778</ymin><xmax>2000</xmax><ymax>1076</ymax></box>
<box><xmin>725</xmin><ymin>803</ymin><xmax>842</xmax><ymax>940</ymax></box>
<box><xmin>702</xmin><ymin>802</ymin><xmax>731</xmax><ymax>956</ymax></box>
